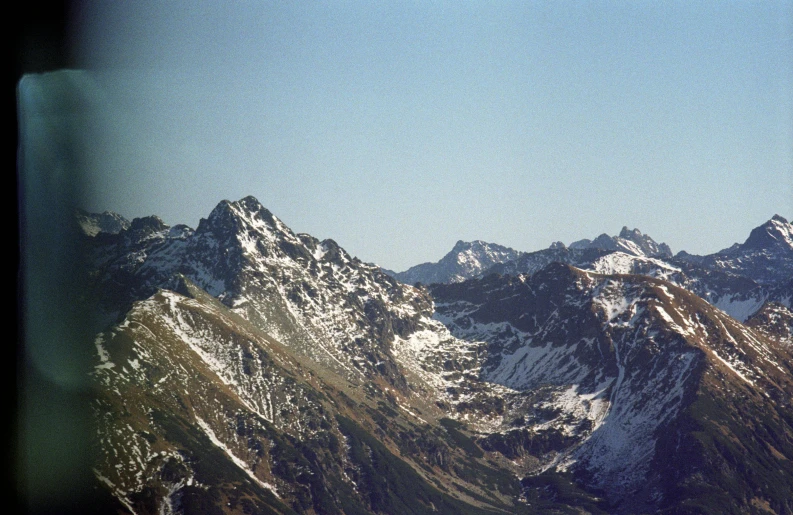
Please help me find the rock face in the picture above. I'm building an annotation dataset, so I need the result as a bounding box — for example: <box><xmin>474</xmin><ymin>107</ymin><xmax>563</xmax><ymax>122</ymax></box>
<box><xmin>76</xmin><ymin>208</ymin><xmax>131</xmax><ymax>236</ymax></box>
<box><xmin>389</xmin><ymin>240</ymin><xmax>522</xmax><ymax>285</ymax></box>
<box><xmin>675</xmin><ymin>214</ymin><xmax>793</xmax><ymax>285</ymax></box>
<box><xmin>430</xmin><ymin>264</ymin><xmax>793</xmax><ymax>513</ymax></box>
<box><xmin>84</xmin><ymin>196</ymin><xmax>431</xmax><ymax>387</ymax></box>
<box><xmin>93</xmin><ymin>279</ymin><xmax>518</xmax><ymax>515</ymax></box>
<box><xmin>746</xmin><ymin>301</ymin><xmax>793</xmax><ymax>347</ymax></box>
<box><xmin>480</xmin><ymin>217</ymin><xmax>793</xmax><ymax>324</ymax></box>
<box><xmin>84</xmin><ymin>198</ymin><xmax>530</xmax><ymax>514</ymax></box>
<box><xmin>569</xmin><ymin>226</ymin><xmax>673</xmax><ymax>258</ymax></box>
<box><xmin>388</xmin><ymin>217</ymin><xmax>792</xmax><ymax>326</ymax></box>
<box><xmin>80</xmin><ymin>198</ymin><xmax>793</xmax><ymax>515</ymax></box>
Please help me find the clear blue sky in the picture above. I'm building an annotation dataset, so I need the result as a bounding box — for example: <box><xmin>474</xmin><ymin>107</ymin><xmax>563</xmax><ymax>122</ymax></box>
<box><xmin>71</xmin><ymin>1</ymin><xmax>792</xmax><ymax>271</ymax></box>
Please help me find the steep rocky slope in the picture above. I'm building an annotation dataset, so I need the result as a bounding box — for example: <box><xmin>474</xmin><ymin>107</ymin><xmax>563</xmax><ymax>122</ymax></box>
<box><xmin>84</xmin><ymin>197</ymin><xmax>433</xmax><ymax>388</ymax></box>
<box><xmin>429</xmin><ymin>265</ymin><xmax>793</xmax><ymax>513</ymax></box>
<box><xmin>92</xmin><ymin>277</ymin><xmax>525</xmax><ymax>514</ymax></box>
<box><xmin>81</xmin><ymin>198</ymin><xmax>793</xmax><ymax>514</ymax></box>
<box><xmin>746</xmin><ymin>301</ymin><xmax>793</xmax><ymax>348</ymax></box>
<box><xmin>82</xmin><ymin>198</ymin><xmax>583</xmax><ymax>514</ymax></box>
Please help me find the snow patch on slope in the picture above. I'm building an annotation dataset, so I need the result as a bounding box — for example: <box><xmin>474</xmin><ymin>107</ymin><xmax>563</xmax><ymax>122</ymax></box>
<box><xmin>195</xmin><ymin>416</ymin><xmax>279</xmax><ymax>497</ymax></box>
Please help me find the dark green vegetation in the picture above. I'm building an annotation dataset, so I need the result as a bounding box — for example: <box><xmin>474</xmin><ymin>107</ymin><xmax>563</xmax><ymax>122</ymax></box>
<box><xmin>479</xmin><ymin>427</ymin><xmax>577</xmax><ymax>459</ymax></box>
<box><xmin>438</xmin><ymin>418</ymin><xmax>485</xmax><ymax>458</ymax></box>
<box><xmin>336</xmin><ymin>415</ymin><xmax>499</xmax><ymax>515</ymax></box>
<box><xmin>521</xmin><ymin>472</ymin><xmax>609</xmax><ymax>514</ymax></box>
<box><xmin>653</xmin><ymin>383</ymin><xmax>793</xmax><ymax>515</ymax></box>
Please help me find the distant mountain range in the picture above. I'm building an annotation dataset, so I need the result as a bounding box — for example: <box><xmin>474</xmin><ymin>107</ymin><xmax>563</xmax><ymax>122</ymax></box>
<box><xmin>675</xmin><ymin>214</ymin><xmax>793</xmax><ymax>285</ymax></box>
<box><xmin>569</xmin><ymin>226</ymin><xmax>673</xmax><ymax>258</ymax></box>
<box><xmin>386</xmin><ymin>216</ymin><xmax>793</xmax><ymax>322</ymax></box>
<box><xmin>391</xmin><ymin>240</ymin><xmax>523</xmax><ymax>285</ymax></box>
<box><xmin>385</xmin><ymin>224</ymin><xmax>675</xmax><ymax>286</ymax></box>
<box><xmin>76</xmin><ymin>199</ymin><xmax>793</xmax><ymax>514</ymax></box>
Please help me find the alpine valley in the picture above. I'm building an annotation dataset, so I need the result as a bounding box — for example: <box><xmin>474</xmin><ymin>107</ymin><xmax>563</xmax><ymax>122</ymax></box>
<box><xmin>77</xmin><ymin>198</ymin><xmax>793</xmax><ymax>515</ymax></box>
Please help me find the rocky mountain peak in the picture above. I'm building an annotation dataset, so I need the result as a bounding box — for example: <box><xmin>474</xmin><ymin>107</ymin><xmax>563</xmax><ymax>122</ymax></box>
<box><xmin>168</xmin><ymin>224</ymin><xmax>194</xmax><ymax>239</ymax></box>
<box><xmin>743</xmin><ymin>214</ymin><xmax>793</xmax><ymax>251</ymax></box>
<box><xmin>391</xmin><ymin>240</ymin><xmax>523</xmax><ymax>284</ymax></box>
<box><xmin>451</xmin><ymin>239</ymin><xmax>470</xmax><ymax>252</ymax></box>
<box><xmin>592</xmin><ymin>233</ymin><xmax>618</xmax><ymax>250</ymax></box>
<box><xmin>197</xmin><ymin>197</ymin><xmax>291</xmax><ymax>245</ymax></box>
<box><xmin>448</xmin><ymin>239</ymin><xmax>503</xmax><ymax>256</ymax></box>
<box><xmin>673</xmin><ymin>215</ymin><xmax>793</xmax><ymax>285</ymax></box>
<box><xmin>77</xmin><ymin>199</ymin><xmax>793</xmax><ymax>514</ymax></box>
<box><xmin>237</xmin><ymin>194</ymin><xmax>265</xmax><ymax>211</ymax></box>
<box><xmin>199</xmin><ymin>199</ymin><xmax>236</xmax><ymax>230</ymax></box>
<box><xmin>318</xmin><ymin>238</ymin><xmax>352</xmax><ymax>264</ymax></box>
<box><xmin>75</xmin><ymin>209</ymin><xmax>131</xmax><ymax>236</ymax></box>
<box><xmin>569</xmin><ymin>226</ymin><xmax>672</xmax><ymax>258</ymax></box>
<box><xmin>205</xmin><ymin>196</ymin><xmax>272</xmax><ymax>223</ymax></box>
<box><xmin>618</xmin><ymin>226</ymin><xmax>642</xmax><ymax>240</ymax></box>
<box><xmin>234</xmin><ymin>195</ymin><xmax>281</xmax><ymax>225</ymax></box>
<box><xmin>129</xmin><ymin>215</ymin><xmax>168</xmax><ymax>233</ymax></box>
<box><xmin>122</xmin><ymin>216</ymin><xmax>169</xmax><ymax>244</ymax></box>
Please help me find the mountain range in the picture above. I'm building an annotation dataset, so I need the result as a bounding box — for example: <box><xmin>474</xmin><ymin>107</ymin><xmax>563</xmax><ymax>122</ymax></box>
<box><xmin>74</xmin><ymin>198</ymin><xmax>792</xmax><ymax>514</ymax></box>
<box><xmin>387</xmin><ymin>217</ymin><xmax>793</xmax><ymax>323</ymax></box>
<box><xmin>391</xmin><ymin>241</ymin><xmax>523</xmax><ymax>285</ymax></box>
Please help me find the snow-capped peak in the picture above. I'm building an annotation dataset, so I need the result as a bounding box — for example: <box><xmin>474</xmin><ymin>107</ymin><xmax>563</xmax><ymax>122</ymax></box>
<box><xmin>743</xmin><ymin>214</ymin><xmax>793</xmax><ymax>251</ymax></box>
<box><xmin>391</xmin><ymin>240</ymin><xmax>523</xmax><ymax>284</ymax></box>
<box><xmin>569</xmin><ymin>227</ymin><xmax>672</xmax><ymax>258</ymax></box>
